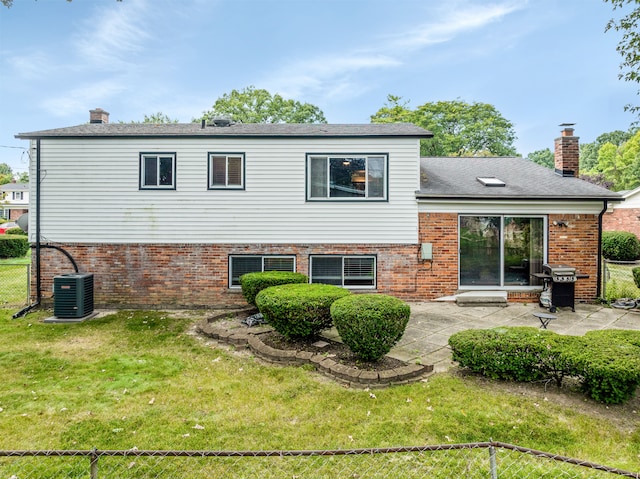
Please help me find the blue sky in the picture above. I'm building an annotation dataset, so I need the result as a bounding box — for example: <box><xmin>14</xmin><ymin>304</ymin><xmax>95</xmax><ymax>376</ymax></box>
<box><xmin>0</xmin><ymin>0</ymin><xmax>637</xmax><ymax>174</ymax></box>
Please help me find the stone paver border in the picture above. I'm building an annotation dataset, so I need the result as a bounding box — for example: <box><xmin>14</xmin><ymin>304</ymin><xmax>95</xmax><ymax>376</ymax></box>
<box><xmin>196</xmin><ymin>308</ymin><xmax>433</xmax><ymax>389</ymax></box>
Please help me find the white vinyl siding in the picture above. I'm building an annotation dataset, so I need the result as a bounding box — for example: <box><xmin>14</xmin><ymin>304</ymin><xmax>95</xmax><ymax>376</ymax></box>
<box><xmin>229</xmin><ymin>255</ymin><xmax>295</xmax><ymax>287</ymax></box>
<box><xmin>29</xmin><ymin>137</ymin><xmax>420</xmax><ymax>244</ymax></box>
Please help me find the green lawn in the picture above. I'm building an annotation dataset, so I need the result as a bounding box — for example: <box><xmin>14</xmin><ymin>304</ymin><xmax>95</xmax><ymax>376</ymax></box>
<box><xmin>0</xmin><ymin>308</ymin><xmax>638</xmax><ymax>476</ymax></box>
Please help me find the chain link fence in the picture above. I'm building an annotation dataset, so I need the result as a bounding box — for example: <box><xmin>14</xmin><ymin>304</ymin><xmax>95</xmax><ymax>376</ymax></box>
<box><xmin>0</xmin><ymin>443</ymin><xmax>638</xmax><ymax>478</ymax></box>
<box><xmin>0</xmin><ymin>263</ymin><xmax>30</xmax><ymax>307</ymax></box>
<box><xmin>602</xmin><ymin>259</ymin><xmax>640</xmax><ymax>303</ymax></box>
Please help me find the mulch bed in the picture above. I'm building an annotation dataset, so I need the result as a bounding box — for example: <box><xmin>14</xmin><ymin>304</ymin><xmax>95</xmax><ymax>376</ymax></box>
<box><xmin>257</xmin><ymin>330</ymin><xmax>407</xmax><ymax>372</ymax></box>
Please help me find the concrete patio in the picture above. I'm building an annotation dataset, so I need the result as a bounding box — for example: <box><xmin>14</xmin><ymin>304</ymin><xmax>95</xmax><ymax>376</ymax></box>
<box><xmin>375</xmin><ymin>301</ymin><xmax>640</xmax><ymax>373</ymax></box>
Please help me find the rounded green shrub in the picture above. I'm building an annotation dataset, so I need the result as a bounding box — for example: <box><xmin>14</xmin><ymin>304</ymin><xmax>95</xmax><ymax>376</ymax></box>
<box><xmin>0</xmin><ymin>235</ymin><xmax>29</xmax><ymax>258</ymax></box>
<box><xmin>239</xmin><ymin>271</ymin><xmax>308</xmax><ymax>306</ymax></box>
<box><xmin>448</xmin><ymin>327</ymin><xmax>568</xmax><ymax>383</ymax></box>
<box><xmin>602</xmin><ymin>231</ymin><xmax>640</xmax><ymax>261</ymax></box>
<box><xmin>6</xmin><ymin>227</ymin><xmax>26</xmax><ymax>235</ymax></box>
<box><xmin>330</xmin><ymin>294</ymin><xmax>410</xmax><ymax>361</ymax></box>
<box><xmin>255</xmin><ymin>283</ymin><xmax>350</xmax><ymax>339</ymax></box>
<box><xmin>560</xmin><ymin>336</ymin><xmax>640</xmax><ymax>404</ymax></box>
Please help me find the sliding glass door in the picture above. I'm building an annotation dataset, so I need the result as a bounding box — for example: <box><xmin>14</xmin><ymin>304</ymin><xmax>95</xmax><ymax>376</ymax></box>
<box><xmin>459</xmin><ymin>216</ymin><xmax>545</xmax><ymax>287</ymax></box>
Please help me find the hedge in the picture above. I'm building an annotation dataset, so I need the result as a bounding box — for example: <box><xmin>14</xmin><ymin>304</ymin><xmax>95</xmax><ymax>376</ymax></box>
<box><xmin>255</xmin><ymin>283</ymin><xmax>351</xmax><ymax>339</ymax></box>
<box><xmin>602</xmin><ymin>230</ymin><xmax>640</xmax><ymax>261</ymax></box>
<box><xmin>449</xmin><ymin>326</ymin><xmax>640</xmax><ymax>404</ymax></box>
<box><xmin>0</xmin><ymin>235</ymin><xmax>29</xmax><ymax>258</ymax></box>
<box><xmin>239</xmin><ymin>271</ymin><xmax>308</xmax><ymax>306</ymax></box>
<box><xmin>331</xmin><ymin>294</ymin><xmax>410</xmax><ymax>361</ymax></box>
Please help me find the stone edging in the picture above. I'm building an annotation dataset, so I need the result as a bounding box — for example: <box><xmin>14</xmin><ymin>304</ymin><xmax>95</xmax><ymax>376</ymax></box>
<box><xmin>196</xmin><ymin>309</ymin><xmax>433</xmax><ymax>389</ymax></box>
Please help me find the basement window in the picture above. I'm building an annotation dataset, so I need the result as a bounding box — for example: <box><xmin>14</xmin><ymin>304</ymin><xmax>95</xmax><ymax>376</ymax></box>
<box><xmin>229</xmin><ymin>255</ymin><xmax>296</xmax><ymax>287</ymax></box>
<box><xmin>477</xmin><ymin>177</ymin><xmax>505</xmax><ymax>187</ymax></box>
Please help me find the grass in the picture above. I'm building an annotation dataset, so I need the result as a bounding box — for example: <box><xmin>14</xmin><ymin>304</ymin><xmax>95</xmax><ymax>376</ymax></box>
<box><xmin>0</xmin><ymin>308</ymin><xmax>639</xmax><ymax>476</ymax></box>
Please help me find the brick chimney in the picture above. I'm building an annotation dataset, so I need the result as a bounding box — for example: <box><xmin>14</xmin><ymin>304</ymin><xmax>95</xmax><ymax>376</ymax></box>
<box><xmin>89</xmin><ymin>108</ymin><xmax>110</xmax><ymax>124</ymax></box>
<box><xmin>554</xmin><ymin>123</ymin><xmax>579</xmax><ymax>177</ymax></box>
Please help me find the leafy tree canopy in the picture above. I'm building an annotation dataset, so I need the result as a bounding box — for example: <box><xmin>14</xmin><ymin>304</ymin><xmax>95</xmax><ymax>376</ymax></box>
<box><xmin>579</xmin><ymin>129</ymin><xmax>635</xmax><ymax>172</ymax></box>
<box><xmin>605</xmin><ymin>0</ymin><xmax>640</xmax><ymax>120</ymax></box>
<box><xmin>196</xmin><ymin>86</ymin><xmax>327</xmax><ymax>124</ymax></box>
<box><xmin>585</xmin><ymin>129</ymin><xmax>640</xmax><ymax>190</ymax></box>
<box><xmin>527</xmin><ymin>148</ymin><xmax>554</xmax><ymax>169</ymax></box>
<box><xmin>371</xmin><ymin>95</ymin><xmax>518</xmax><ymax>157</ymax></box>
<box><xmin>123</xmin><ymin>112</ymin><xmax>178</xmax><ymax>124</ymax></box>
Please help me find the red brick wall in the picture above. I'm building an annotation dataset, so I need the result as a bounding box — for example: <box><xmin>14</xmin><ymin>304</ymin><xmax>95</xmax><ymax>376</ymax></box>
<box><xmin>9</xmin><ymin>209</ymin><xmax>27</xmax><ymax>221</ymax></box>
<box><xmin>32</xmin><ymin>213</ymin><xmax>603</xmax><ymax>308</ymax></box>
<box><xmin>33</xmin><ymin>243</ymin><xmax>421</xmax><ymax>308</ymax></box>
<box><xmin>603</xmin><ymin>208</ymin><xmax>640</xmax><ymax>239</ymax></box>
<box><xmin>416</xmin><ymin>212</ymin><xmax>601</xmax><ymax>303</ymax></box>
<box><xmin>547</xmin><ymin>214</ymin><xmax>600</xmax><ymax>302</ymax></box>
<box><xmin>417</xmin><ymin>212</ymin><xmax>459</xmax><ymax>299</ymax></box>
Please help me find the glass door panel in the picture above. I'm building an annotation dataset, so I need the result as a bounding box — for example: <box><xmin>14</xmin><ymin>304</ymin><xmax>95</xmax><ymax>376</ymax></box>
<box><xmin>459</xmin><ymin>216</ymin><xmax>501</xmax><ymax>286</ymax></box>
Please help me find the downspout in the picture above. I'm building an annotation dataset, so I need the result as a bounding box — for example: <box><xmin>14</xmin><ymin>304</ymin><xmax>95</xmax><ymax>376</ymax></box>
<box><xmin>596</xmin><ymin>200</ymin><xmax>608</xmax><ymax>299</ymax></box>
<box><xmin>36</xmin><ymin>137</ymin><xmax>41</xmax><ymax>303</ymax></box>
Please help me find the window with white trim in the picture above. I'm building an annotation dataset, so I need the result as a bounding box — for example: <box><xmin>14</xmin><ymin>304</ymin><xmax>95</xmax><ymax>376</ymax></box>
<box><xmin>209</xmin><ymin>153</ymin><xmax>244</xmax><ymax>189</ymax></box>
<box><xmin>229</xmin><ymin>255</ymin><xmax>296</xmax><ymax>287</ymax></box>
<box><xmin>307</xmin><ymin>154</ymin><xmax>387</xmax><ymax>200</ymax></box>
<box><xmin>140</xmin><ymin>153</ymin><xmax>176</xmax><ymax>189</ymax></box>
<box><xmin>310</xmin><ymin>256</ymin><xmax>376</xmax><ymax>288</ymax></box>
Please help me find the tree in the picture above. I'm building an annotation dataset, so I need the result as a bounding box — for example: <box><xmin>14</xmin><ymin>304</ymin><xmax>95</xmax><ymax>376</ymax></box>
<box><xmin>605</xmin><ymin>0</ymin><xmax>640</xmax><ymax>120</ymax></box>
<box><xmin>0</xmin><ymin>163</ymin><xmax>13</xmax><ymax>186</ymax></box>
<box><xmin>196</xmin><ymin>86</ymin><xmax>327</xmax><ymax>124</ymax></box>
<box><xmin>527</xmin><ymin>149</ymin><xmax>554</xmax><ymax>169</ymax></box>
<box><xmin>589</xmin><ymin>130</ymin><xmax>640</xmax><ymax>190</ymax></box>
<box><xmin>371</xmin><ymin>95</ymin><xmax>518</xmax><ymax>157</ymax></box>
<box><xmin>580</xmin><ymin>129</ymin><xmax>635</xmax><ymax>172</ymax></box>
<box><xmin>124</xmin><ymin>112</ymin><xmax>178</xmax><ymax>124</ymax></box>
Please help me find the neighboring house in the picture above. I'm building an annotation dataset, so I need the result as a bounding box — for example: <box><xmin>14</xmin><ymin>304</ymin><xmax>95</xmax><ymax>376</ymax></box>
<box><xmin>16</xmin><ymin>110</ymin><xmax>621</xmax><ymax>308</ymax></box>
<box><xmin>602</xmin><ymin>185</ymin><xmax>640</xmax><ymax>239</ymax></box>
<box><xmin>0</xmin><ymin>181</ymin><xmax>29</xmax><ymax>221</ymax></box>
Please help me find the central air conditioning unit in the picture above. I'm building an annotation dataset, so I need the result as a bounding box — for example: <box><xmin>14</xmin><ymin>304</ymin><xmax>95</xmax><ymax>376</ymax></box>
<box><xmin>53</xmin><ymin>273</ymin><xmax>94</xmax><ymax>318</ymax></box>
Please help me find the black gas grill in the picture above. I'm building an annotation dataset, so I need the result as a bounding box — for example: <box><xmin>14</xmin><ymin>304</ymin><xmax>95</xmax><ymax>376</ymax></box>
<box><xmin>540</xmin><ymin>264</ymin><xmax>577</xmax><ymax>312</ymax></box>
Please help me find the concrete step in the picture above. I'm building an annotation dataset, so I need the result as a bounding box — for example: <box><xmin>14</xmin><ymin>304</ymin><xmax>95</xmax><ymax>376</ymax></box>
<box><xmin>455</xmin><ymin>291</ymin><xmax>508</xmax><ymax>307</ymax></box>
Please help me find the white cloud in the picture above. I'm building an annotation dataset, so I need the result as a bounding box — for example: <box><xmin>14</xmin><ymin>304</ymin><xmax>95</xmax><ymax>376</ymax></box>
<box><xmin>75</xmin><ymin>0</ymin><xmax>153</xmax><ymax>70</ymax></box>
<box><xmin>42</xmin><ymin>79</ymin><xmax>128</xmax><ymax>118</ymax></box>
<box><xmin>386</xmin><ymin>2</ymin><xmax>524</xmax><ymax>51</ymax></box>
<box><xmin>266</xmin><ymin>54</ymin><xmax>401</xmax><ymax>100</ymax></box>
<box><xmin>260</xmin><ymin>1</ymin><xmax>522</xmax><ymax>105</ymax></box>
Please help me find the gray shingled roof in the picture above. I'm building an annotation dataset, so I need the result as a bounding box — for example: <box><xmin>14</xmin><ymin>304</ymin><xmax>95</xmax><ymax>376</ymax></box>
<box><xmin>0</xmin><ymin>182</ymin><xmax>28</xmax><ymax>192</ymax></box>
<box><xmin>418</xmin><ymin>157</ymin><xmax>621</xmax><ymax>200</ymax></box>
<box><xmin>16</xmin><ymin>122</ymin><xmax>432</xmax><ymax>139</ymax></box>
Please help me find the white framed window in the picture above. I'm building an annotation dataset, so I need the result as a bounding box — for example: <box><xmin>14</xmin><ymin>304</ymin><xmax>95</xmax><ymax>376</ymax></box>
<box><xmin>229</xmin><ymin>255</ymin><xmax>296</xmax><ymax>287</ymax></box>
<box><xmin>209</xmin><ymin>153</ymin><xmax>245</xmax><ymax>189</ymax></box>
<box><xmin>307</xmin><ymin>154</ymin><xmax>387</xmax><ymax>201</ymax></box>
<box><xmin>12</xmin><ymin>192</ymin><xmax>24</xmax><ymax>200</ymax></box>
<box><xmin>140</xmin><ymin>153</ymin><xmax>176</xmax><ymax>189</ymax></box>
<box><xmin>310</xmin><ymin>255</ymin><xmax>376</xmax><ymax>288</ymax></box>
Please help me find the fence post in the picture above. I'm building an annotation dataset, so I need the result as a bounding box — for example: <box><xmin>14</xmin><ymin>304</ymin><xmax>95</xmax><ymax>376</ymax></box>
<box><xmin>489</xmin><ymin>443</ymin><xmax>497</xmax><ymax>479</ymax></box>
<box><xmin>90</xmin><ymin>448</ymin><xmax>99</xmax><ymax>479</ymax></box>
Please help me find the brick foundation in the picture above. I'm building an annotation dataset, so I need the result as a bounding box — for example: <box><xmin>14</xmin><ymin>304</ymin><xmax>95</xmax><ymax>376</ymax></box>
<box><xmin>33</xmin><ymin>243</ymin><xmax>424</xmax><ymax>308</ymax></box>
<box><xmin>32</xmin><ymin>213</ymin><xmax>603</xmax><ymax>308</ymax></box>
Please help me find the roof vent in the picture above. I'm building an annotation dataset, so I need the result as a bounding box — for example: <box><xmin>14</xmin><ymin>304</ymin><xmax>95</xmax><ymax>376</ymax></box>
<box><xmin>211</xmin><ymin>116</ymin><xmax>232</xmax><ymax>127</ymax></box>
<box><xmin>477</xmin><ymin>177</ymin><xmax>505</xmax><ymax>187</ymax></box>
